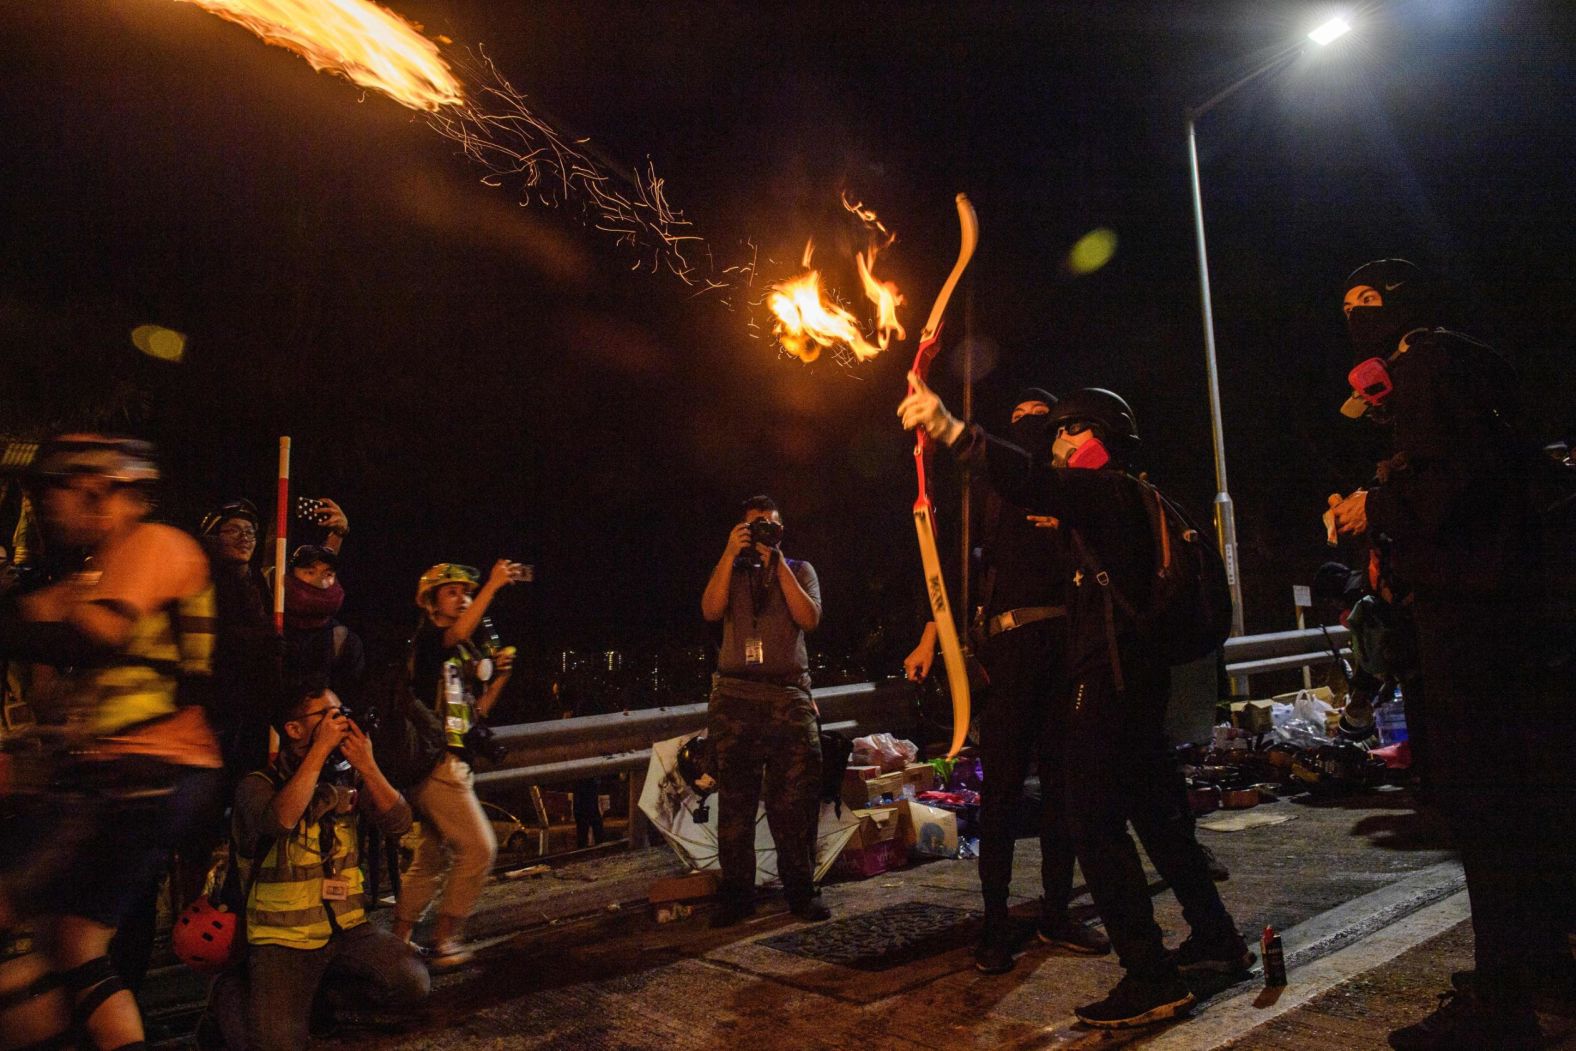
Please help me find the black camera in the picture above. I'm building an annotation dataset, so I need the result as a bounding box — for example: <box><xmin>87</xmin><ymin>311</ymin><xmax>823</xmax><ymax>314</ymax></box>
<box><xmin>463</xmin><ymin>720</ymin><xmax>508</xmax><ymax>765</ymax></box>
<box><xmin>748</xmin><ymin>519</ymin><xmax>783</xmax><ymax>548</ymax></box>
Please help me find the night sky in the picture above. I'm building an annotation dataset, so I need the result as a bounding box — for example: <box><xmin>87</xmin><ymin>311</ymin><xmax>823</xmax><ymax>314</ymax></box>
<box><xmin>2</xmin><ymin>1</ymin><xmax>1573</xmax><ymax>690</ymax></box>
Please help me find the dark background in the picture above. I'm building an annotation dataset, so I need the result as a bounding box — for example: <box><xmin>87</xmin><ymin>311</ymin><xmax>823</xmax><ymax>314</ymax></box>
<box><xmin>2</xmin><ymin>1</ymin><xmax>1572</xmax><ymax>716</ymax></box>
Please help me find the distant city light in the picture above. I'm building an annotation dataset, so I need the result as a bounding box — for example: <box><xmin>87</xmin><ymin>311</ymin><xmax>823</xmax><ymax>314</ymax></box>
<box><xmin>1308</xmin><ymin>16</ymin><xmax>1352</xmax><ymax>46</ymax></box>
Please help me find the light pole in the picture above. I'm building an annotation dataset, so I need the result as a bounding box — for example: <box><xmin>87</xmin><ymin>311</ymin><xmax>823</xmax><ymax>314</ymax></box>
<box><xmin>1186</xmin><ymin>16</ymin><xmax>1352</xmax><ymax>640</ymax></box>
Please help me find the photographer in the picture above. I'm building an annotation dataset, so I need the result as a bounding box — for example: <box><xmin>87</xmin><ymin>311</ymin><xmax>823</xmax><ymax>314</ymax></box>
<box><xmin>206</xmin><ymin>686</ymin><xmax>427</xmax><ymax>1051</ymax></box>
<box><xmin>700</xmin><ymin>495</ymin><xmax>828</xmax><ymax>927</ymax></box>
<box><xmin>391</xmin><ymin>561</ymin><xmax>522</xmax><ymax>967</ymax></box>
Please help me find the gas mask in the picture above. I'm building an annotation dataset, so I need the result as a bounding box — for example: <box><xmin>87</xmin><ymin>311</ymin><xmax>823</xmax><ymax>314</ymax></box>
<box><xmin>1051</xmin><ymin>428</ymin><xmax>1111</xmax><ymax>470</ymax></box>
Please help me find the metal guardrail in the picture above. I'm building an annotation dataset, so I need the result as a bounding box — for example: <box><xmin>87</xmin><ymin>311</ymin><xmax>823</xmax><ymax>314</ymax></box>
<box><xmin>477</xmin><ymin>626</ymin><xmax>1352</xmax><ymax>794</ymax></box>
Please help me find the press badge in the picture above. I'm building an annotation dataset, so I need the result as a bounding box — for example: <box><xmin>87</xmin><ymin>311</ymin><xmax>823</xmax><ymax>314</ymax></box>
<box><xmin>321</xmin><ymin>877</ymin><xmax>351</xmax><ymax>901</ymax></box>
<box><xmin>744</xmin><ymin>637</ymin><xmax>764</xmax><ymax>666</ymax></box>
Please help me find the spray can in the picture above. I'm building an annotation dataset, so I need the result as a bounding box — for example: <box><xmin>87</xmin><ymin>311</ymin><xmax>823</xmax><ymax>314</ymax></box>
<box><xmin>1261</xmin><ymin>925</ymin><xmax>1287</xmax><ymax>987</ymax></box>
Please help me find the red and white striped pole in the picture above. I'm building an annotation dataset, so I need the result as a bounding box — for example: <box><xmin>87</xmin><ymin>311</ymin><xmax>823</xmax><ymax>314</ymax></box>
<box><xmin>273</xmin><ymin>436</ymin><xmax>290</xmax><ymax>632</ymax></box>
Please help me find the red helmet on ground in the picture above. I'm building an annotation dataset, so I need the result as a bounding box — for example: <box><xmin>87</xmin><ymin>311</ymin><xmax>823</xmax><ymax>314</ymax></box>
<box><xmin>173</xmin><ymin>896</ymin><xmax>239</xmax><ymax>974</ymax></box>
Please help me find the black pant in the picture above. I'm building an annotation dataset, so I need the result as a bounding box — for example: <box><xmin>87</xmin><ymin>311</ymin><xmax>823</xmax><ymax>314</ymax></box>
<box><xmin>976</xmin><ymin>620</ymin><xmax>1076</xmax><ymax>918</ymax></box>
<box><xmin>572</xmin><ymin>779</ymin><xmax>605</xmax><ymax>848</ymax></box>
<box><xmin>1414</xmin><ymin>598</ymin><xmax>1576</xmax><ymax>1007</ymax></box>
<box><xmin>1060</xmin><ymin>653</ymin><xmax>1234</xmax><ymax>978</ymax></box>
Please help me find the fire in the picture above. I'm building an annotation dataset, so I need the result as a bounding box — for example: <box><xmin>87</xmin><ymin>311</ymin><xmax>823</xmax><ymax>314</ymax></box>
<box><xmin>172</xmin><ymin>0</ymin><xmax>464</xmax><ymax>112</ymax></box>
<box><xmin>768</xmin><ymin>197</ymin><xmax>905</xmax><ymax>364</ymax></box>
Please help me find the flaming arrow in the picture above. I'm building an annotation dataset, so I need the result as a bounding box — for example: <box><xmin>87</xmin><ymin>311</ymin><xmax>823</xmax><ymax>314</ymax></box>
<box><xmin>909</xmin><ymin>193</ymin><xmax>978</xmax><ymax>758</ymax></box>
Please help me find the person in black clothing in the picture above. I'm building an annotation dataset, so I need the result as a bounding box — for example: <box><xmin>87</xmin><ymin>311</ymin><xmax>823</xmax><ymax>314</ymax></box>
<box><xmin>201</xmin><ymin>499</ymin><xmax>281</xmax><ymax>773</ymax></box>
<box><xmin>904</xmin><ymin>388</ymin><xmax>1109</xmax><ymax>972</ymax></box>
<box><xmin>901</xmin><ymin>378</ymin><xmax>1248</xmax><ymax>1029</ymax></box>
<box><xmin>1328</xmin><ymin>259</ymin><xmax>1576</xmax><ymax>1050</ymax></box>
<box><xmin>281</xmin><ymin>544</ymin><xmax>364</xmax><ymax>704</ymax></box>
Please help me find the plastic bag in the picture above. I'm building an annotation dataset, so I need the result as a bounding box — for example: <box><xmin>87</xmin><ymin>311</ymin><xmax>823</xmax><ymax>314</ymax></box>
<box><xmin>1270</xmin><ymin>690</ymin><xmax>1334</xmax><ymax>749</ymax></box>
<box><xmin>851</xmin><ymin>733</ymin><xmax>917</xmax><ymax>773</ymax></box>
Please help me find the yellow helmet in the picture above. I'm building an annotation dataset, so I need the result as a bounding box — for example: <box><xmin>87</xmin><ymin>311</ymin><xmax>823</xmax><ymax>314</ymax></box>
<box><xmin>415</xmin><ymin>563</ymin><xmax>479</xmax><ymax>607</ymax></box>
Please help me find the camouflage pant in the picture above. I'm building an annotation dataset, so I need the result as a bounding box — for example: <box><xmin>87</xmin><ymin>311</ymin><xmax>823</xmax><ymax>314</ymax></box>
<box><xmin>707</xmin><ymin>682</ymin><xmax>821</xmax><ymax>903</ymax></box>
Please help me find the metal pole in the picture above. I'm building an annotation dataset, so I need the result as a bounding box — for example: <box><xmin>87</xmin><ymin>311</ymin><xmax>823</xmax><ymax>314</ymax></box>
<box><xmin>1186</xmin><ymin>116</ymin><xmax>1246</xmax><ymax>642</ymax></box>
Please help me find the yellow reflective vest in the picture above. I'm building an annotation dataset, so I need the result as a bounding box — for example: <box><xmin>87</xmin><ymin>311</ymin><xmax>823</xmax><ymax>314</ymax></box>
<box><xmin>88</xmin><ymin>584</ymin><xmax>216</xmax><ymax>736</ymax></box>
<box><xmin>243</xmin><ymin>772</ymin><xmax>368</xmax><ymax>949</ymax></box>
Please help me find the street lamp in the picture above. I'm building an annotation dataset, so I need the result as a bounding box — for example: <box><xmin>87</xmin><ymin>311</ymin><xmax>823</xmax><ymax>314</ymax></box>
<box><xmin>1185</xmin><ymin>14</ymin><xmax>1354</xmax><ymax>639</ymax></box>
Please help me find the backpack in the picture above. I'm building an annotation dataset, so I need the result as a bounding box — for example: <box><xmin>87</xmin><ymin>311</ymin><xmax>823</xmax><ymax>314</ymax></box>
<box><xmin>1069</xmin><ymin>475</ymin><xmax>1233</xmax><ymax>672</ymax></box>
<box><xmin>363</xmin><ymin>650</ymin><xmax>447</xmax><ymax>791</ymax></box>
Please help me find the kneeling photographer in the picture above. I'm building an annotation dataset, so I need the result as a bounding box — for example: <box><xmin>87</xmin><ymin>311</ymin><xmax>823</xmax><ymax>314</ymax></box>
<box><xmin>205</xmin><ymin>686</ymin><xmax>427</xmax><ymax>1051</ymax></box>
<box><xmin>391</xmin><ymin>560</ymin><xmax>524</xmax><ymax>968</ymax></box>
<box><xmin>700</xmin><ymin>495</ymin><xmax>827</xmax><ymax>927</ymax></box>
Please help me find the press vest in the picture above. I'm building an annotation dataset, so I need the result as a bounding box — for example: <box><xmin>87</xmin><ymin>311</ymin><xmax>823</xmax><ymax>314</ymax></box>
<box><xmin>243</xmin><ymin>771</ymin><xmax>368</xmax><ymax>949</ymax></box>
<box><xmin>88</xmin><ymin>584</ymin><xmax>216</xmax><ymax>736</ymax></box>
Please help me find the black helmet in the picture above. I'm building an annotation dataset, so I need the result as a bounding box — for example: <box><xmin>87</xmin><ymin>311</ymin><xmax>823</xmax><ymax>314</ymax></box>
<box><xmin>1046</xmin><ymin>388</ymin><xmax>1139</xmax><ymax>447</ymax></box>
<box><xmin>200</xmin><ymin>499</ymin><xmax>260</xmax><ymax>537</ymax></box>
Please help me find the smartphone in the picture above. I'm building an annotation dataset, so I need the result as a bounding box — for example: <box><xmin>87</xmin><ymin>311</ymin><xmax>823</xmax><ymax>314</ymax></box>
<box><xmin>295</xmin><ymin>496</ymin><xmax>327</xmax><ymax>523</ymax></box>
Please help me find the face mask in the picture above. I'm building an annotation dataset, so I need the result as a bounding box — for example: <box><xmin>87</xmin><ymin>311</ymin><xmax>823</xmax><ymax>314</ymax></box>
<box><xmin>1346</xmin><ymin>305</ymin><xmax>1408</xmax><ymax>362</ymax></box>
<box><xmin>284</xmin><ymin>573</ymin><xmax>344</xmax><ymax>629</ymax></box>
<box><xmin>1051</xmin><ymin>432</ymin><xmax>1111</xmax><ymax>470</ymax></box>
<box><xmin>1010</xmin><ymin>414</ymin><xmax>1054</xmax><ymax>454</ymax></box>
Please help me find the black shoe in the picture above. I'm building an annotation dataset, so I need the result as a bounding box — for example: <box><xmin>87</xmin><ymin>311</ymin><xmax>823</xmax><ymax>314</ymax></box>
<box><xmin>709</xmin><ymin>898</ymin><xmax>757</xmax><ymax>929</ymax></box>
<box><xmin>974</xmin><ymin>917</ymin><xmax>1020</xmax><ymax>975</ymax></box>
<box><xmin>1198</xmin><ymin>844</ymin><xmax>1230</xmax><ymax>882</ymax></box>
<box><xmin>1453</xmin><ymin>967</ymin><xmax>1576</xmax><ymax>1018</ymax></box>
<box><xmin>1036</xmin><ymin>914</ymin><xmax>1111</xmax><ymax>955</ymax></box>
<box><xmin>1171</xmin><ymin>930</ymin><xmax>1254</xmax><ymax>975</ymax></box>
<box><xmin>1388</xmin><ymin>990</ymin><xmax>1541</xmax><ymax>1050</ymax></box>
<box><xmin>1075</xmin><ymin>970</ymin><xmax>1196</xmax><ymax>1029</ymax></box>
<box><xmin>788</xmin><ymin>897</ymin><xmax>831</xmax><ymax>923</ymax></box>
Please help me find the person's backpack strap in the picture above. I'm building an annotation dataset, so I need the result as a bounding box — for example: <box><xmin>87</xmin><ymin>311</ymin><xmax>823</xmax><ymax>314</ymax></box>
<box><xmin>1067</xmin><ymin>528</ymin><xmax>1125</xmax><ymax>693</ymax></box>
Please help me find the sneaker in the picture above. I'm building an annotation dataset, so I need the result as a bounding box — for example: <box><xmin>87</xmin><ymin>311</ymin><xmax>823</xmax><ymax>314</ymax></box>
<box><xmin>1036</xmin><ymin>914</ymin><xmax>1111</xmax><ymax>956</ymax></box>
<box><xmin>1388</xmin><ymin>990</ymin><xmax>1541</xmax><ymax>1050</ymax></box>
<box><xmin>974</xmin><ymin>916</ymin><xmax>1021</xmax><ymax>975</ymax></box>
<box><xmin>788</xmin><ymin>897</ymin><xmax>831</xmax><ymax>923</ymax></box>
<box><xmin>1171</xmin><ymin>929</ymin><xmax>1254</xmax><ymax>975</ymax></box>
<box><xmin>1075</xmin><ymin>970</ymin><xmax>1196</xmax><ymax>1029</ymax></box>
<box><xmin>709</xmin><ymin>898</ymin><xmax>757</xmax><ymax>929</ymax></box>
<box><xmin>1198</xmin><ymin>844</ymin><xmax>1230</xmax><ymax>882</ymax></box>
<box><xmin>426</xmin><ymin>938</ymin><xmax>474</xmax><ymax>970</ymax></box>
<box><xmin>1453</xmin><ymin>967</ymin><xmax>1576</xmax><ymax>1018</ymax></box>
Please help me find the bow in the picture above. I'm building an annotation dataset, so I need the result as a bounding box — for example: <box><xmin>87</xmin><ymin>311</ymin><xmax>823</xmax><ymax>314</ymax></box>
<box><xmin>909</xmin><ymin>193</ymin><xmax>979</xmax><ymax>758</ymax></box>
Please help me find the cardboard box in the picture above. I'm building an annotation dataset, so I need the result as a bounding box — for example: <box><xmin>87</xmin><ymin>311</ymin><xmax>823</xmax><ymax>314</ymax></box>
<box><xmin>899</xmin><ymin>800</ymin><xmax>959</xmax><ymax>858</ymax></box>
<box><xmin>1229</xmin><ymin>700</ymin><xmax>1275</xmax><ymax>735</ymax></box>
<box><xmin>843</xmin><ymin>764</ymin><xmax>882</xmax><ymax>783</ymax></box>
<box><xmin>901</xmin><ymin>762</ymin><xmax>939</xmax><ymax>794</ymax></box>
<box><xmin>837</xmin><ymin>838</ymin><xmax>907</xmax><ymax>879</ymax></box>
<box><xmin>842</xmin><ymin>771</ymin><xmax>905</xmax><ymax>810</ymax></box>
<box><xmin>849</xmin><ymin>806</ymin><xmax>901</xmax><ymax>850</ymax></box>
<box><xmin>648</xmin><ymin>871</ymin><xmax>720</xmax><ymax>905</ymax></box>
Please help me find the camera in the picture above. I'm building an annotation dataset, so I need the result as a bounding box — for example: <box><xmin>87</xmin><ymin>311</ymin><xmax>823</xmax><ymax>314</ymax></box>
<box><xmin>463</xmin><ymin>720</ymin><xmax>508</xmax><ymax>765</ymax></box>
<box><xmin>748</xmin><ymin>519</ymin><xmax>783</xmax><ymax>549</ymax></box>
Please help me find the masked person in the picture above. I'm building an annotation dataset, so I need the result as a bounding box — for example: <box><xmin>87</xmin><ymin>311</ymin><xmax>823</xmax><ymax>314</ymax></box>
<box><xmin>900</xmin><ymin>381</ymin><xmax>1249</xmax><ymax>1029</ymax></box>
<box><xmin>904</xmin><ymin>388</ymin><xmax>1110</xmax><ymax>972</ymax></box>
<box><xmin>205</xmin><ymin>686</ymin><xmax>427</xmax><ymax>1051</ymax></box>
<box><xmin>391</xmin><ymin>560</ymin><xmax>521</xmax><ymax>967</ymax></box>
<box><xmin>700</xmin><ymin>495</ymin><xmax>828</xmax><ymax>927</ymax></box>
<box><xmin>281</xmin><ymin>544</ymin><xmax>364</xmax><ymax>705</ymax></box>
<box><xmin>1328</xmin><ymin>260</ymin><xmax>1576</xmax><ymax>1050</ymax></box>
<box><xmin>0</xmin><ymin>435</ymin><xmax>223</xmax><ymax>1051</ymax></box>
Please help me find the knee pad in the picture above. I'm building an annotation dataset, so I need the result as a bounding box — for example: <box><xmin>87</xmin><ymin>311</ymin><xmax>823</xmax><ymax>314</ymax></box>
<box><xmin>61</xmin><ymin>955</ymin><xmax>124</xmax><ymax>1028</ymax></box>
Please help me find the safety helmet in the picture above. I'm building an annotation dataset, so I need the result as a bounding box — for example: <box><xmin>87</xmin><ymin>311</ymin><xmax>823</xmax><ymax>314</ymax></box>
<box><xmin>1045</xmin><ymin>388</ymin><xmax>1139</xmax><ymax>447</ymax></box>
<box><xmin>172</xmin><ymin>896</ymin><xmax>238</xmax><ymax>974</ymax></box>
<box><xmin>415</xmin><ymin>563</ymin><xmax>479</xmax><ymax>607</ymax></box>
<box><xmin>200</xmin><ymin>499</ymin><xmax>261</xmax><ymax>537</ymax></box>
<box><xmin>30</xmin><ymin>434</ymin><xmax>159</xmax><ymax>488</ymax></box>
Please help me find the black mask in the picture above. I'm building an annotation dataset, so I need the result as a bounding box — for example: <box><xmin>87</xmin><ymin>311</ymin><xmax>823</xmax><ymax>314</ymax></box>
<box><xmin>1346</xmin><ymin>306</ymin><xmax>1409</xmax><ymax>363</ymax></box>
<box><xmin>1010</xmin><ymin>414</ymin><xmax>1054</xmax><ymax>455</ymax></box>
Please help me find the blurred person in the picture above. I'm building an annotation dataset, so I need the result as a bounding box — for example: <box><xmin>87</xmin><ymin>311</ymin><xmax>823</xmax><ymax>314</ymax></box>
<box><xmin>1328</xmin><ymin>260</ymin><xmax>1576</xmax><ymax>1049</ymax></box>
<box><xmin>0</xmin><ymin>434</ymin><xmax>223</xmax><ymax>1050</ymax></box>
<box><xmin>700</xmin><ymin>495</ymin><xmax>828</xmax><ymax>927</ymax></box>
<box><xmin>559</xmin><ymin>693</ymin><xmax>606</xmax><ymax>849</ymax></box>
<box><xmin>391</xmin><ymin>560</ymin><xmax>522</xmax><ymax>967</ymax></box>
<box><xmin>205</xmin><ymin>685</ymin><xmax>426</xmax><ymax>1051</ymax></box>
<box><xmin>902</xmin><ymin>382</ymin><xmax>1249</xmax><ymax>1029</ymax></box>
<box><xmin>904</xmin><ymin>388</ymin><xmax>1109</xmax><ymax>972</ymax></box>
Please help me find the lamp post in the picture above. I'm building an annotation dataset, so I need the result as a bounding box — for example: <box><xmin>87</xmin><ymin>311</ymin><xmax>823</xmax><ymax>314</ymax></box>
<box><xmin>1186</xmin><ymin>16</ymin><xmax>1352</xmax><ymax>641</ymax></box>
